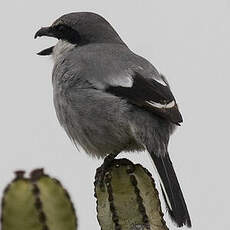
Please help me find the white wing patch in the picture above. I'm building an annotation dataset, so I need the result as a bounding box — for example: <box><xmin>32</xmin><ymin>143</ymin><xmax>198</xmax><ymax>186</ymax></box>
<box><xmin>109</xmin><ymin>72</ymin><xmax>134</xmax><ymax>88</ymax></box>
<box><xmin>147</xmin><ymin>100</ymin><xmax>175</xmax><ymax>109</ymax></box>
<box><xmin>154</xmin><ymin>77</ymin><xmax>167</xmax><ymax>87</ymax></box>
<box><xmin>113</xmin><ymin>76</ymin><xmax>133</xmax><ymax>88</ymax></box>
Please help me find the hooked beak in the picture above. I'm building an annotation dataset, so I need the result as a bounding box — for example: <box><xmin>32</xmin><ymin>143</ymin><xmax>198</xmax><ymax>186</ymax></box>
<box><xmin>34</xmin><ymin>26</ymin><xmax>55</xmax><ymax>39</ymax></box>
<box><xmin>34</xmin><ymin>27</ymin><xmax>56</xmax><ymax>56</ymax></box>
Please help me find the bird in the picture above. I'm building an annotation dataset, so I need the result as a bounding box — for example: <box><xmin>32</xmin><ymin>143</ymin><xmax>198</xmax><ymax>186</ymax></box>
<box><xmin>35</xmin><ymin>12</ymin><xmax>191</xmax><ymax>228</ymax></box>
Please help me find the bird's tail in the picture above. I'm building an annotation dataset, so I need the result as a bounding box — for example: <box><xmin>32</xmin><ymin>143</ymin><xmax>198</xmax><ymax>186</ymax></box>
<box><xmin>150</xmin><ymin>151</ymin><xmax>191</xmax><ymax>227</ymax></box>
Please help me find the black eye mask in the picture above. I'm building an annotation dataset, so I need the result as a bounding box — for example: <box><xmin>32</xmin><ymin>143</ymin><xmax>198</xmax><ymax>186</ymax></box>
<box><xmin>52</xmin><ymin>24</ymin><xmax>82</xmax><ymax>44</ymax></box>
<box><xmin>35</xmin><ymin>24</ymin><xmax>82</xmax><ymax>55</ymax></box>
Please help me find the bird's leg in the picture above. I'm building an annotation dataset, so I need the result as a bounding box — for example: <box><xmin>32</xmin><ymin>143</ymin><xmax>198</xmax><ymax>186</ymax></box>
<box><xmin>96</xmin><ymin>152</ymin><xmax>119</xmax><ymax>189</ymax></box>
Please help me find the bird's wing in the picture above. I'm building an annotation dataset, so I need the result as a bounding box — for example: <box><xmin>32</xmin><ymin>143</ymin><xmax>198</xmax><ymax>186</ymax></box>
<box><xmin>105</xmin><ymin>71</ymin><xmax>183</xmax><ymax>125</ymax></box>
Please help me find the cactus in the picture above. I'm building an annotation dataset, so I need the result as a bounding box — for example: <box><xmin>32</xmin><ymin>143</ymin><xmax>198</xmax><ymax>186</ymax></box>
<box><xmin>1</xmin><ymin>160</ymin><xmax>169</xmax><ymax>230</ymax></box>
<box><xmin>1</xmin><ymin>169</ymin><xmax>77</xmax><ymax>230</ymax></box>
<box><xmin>95</xmin><ymin>159</ymin><xmax>168</xmax><ymax>230</ymax></box>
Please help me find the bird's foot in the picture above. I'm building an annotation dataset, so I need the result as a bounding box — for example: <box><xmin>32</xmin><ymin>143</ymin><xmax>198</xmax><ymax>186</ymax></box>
<box><xmin>95</xmin><ymin>153</ymin><xmax>118</xmax><ymax>190</ymax></box>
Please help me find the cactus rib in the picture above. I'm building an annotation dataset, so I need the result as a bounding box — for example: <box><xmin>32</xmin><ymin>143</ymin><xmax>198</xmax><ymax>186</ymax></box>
<box><xmin>1</xmin><ymin>169</ymin><xmax>77</xmax><ymax>230</ymax></box>
<box><xmin>95</xmin><ymin>158</ymin><xmax>169</xmax><ymax>230</ymax></box>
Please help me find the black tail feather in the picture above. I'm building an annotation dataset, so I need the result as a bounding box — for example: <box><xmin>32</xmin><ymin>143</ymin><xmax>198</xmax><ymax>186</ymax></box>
<box><xmin>150</xmin><ymin>152</ymin><xmax>191</xmax><ymax>227</ymax></box>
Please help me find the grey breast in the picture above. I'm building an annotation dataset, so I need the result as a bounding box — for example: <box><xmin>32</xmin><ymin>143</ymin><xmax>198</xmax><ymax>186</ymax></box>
<box><xmin>52</xmin><ymin>43</ymin><xmax>151</xmax><ymax>157</ymax></box>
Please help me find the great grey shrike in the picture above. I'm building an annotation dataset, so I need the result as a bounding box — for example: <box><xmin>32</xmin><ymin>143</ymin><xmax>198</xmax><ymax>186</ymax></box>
<box><xmin>35</xmin><ymin>12</ymin><xmax>191</xmax><ymax>227</ymax></box>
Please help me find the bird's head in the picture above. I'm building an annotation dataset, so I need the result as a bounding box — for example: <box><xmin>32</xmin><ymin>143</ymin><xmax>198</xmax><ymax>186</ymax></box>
<box><xmin>34</xmin><ymin>12</ymin><xmax>124</xmax><ymax>56</ymax></box>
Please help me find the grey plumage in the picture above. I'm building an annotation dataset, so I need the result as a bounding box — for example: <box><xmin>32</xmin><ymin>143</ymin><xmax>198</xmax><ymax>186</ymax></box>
<box><xmin>52</xmin><ymin>43</ymin><xmax>172</xmax><ymax>157</ymax></box>
<box><xmin>35</xmin><ymin>12</ymin><xmax>191</xmax><ymax>227</ymax></box>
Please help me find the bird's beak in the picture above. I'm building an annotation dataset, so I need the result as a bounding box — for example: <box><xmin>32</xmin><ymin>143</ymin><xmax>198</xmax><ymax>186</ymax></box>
<box><xmin>34</xmin><ymin>26</ymin><xmax>56</xmax><ymax>56</ymax></box>
<box><xmin>34</xmin><ymin>26</ymin><xmax>55</xmax><ymax>39</ymax></box>
<box><xmin>36</xmin><ymin>46</ymin><xmax>54</xmax><ymax>56</ymax></box>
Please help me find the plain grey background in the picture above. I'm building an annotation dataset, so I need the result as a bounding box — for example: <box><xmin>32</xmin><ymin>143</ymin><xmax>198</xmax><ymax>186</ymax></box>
<box><xmin>1</xmin><ymin>0</ymin><xmax>229</xmax><ymax>229</ymax></box>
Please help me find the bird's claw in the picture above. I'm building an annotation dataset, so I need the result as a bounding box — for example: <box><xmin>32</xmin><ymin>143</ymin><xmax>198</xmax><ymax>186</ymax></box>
<box><xmin>95</xmin><ymin>153</ymin><xmax>118</xmax><ymax>190</ymax></box>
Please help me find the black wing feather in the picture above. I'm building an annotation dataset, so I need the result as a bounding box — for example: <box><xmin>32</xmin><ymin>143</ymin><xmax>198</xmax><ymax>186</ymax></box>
<box><xmin>106</xmin><ymin>72</ymin><xmax>183</xmax><ymax>125</ymax></box>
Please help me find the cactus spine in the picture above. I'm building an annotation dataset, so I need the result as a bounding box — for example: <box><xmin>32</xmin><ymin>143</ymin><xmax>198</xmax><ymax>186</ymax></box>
<box><xmin>95</xmin><ymin>159</ymin><xmax>168</xmax><ymax>230</ymax></box>
<box><xmin>1</xmin><ymin>169</ymin><xmax>77</xmax><ymax>230</ymax></box>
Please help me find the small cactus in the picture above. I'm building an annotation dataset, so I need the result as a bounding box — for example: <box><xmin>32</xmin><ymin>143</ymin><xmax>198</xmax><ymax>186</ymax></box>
<box><xmin>1</xmin><ymin>169</ymin><xmax>77</xmax><ymax>230</ymax></box>
<box><xmin>95</xmin><ymin>159</ymin><xmax>168</xmax><ymax>230</ymax></box>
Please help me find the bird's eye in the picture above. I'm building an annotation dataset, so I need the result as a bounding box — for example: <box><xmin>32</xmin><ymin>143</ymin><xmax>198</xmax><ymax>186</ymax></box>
<box><xmin>57</xmin><ymin>25</ymin><xmax>66</xmax><ymax>32</ymax></box>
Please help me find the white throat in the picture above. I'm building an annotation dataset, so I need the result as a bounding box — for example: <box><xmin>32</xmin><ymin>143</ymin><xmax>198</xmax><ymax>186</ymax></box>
<box><xmin>52</xmin><ymin>40</ymin><xmax>75</xmax><ymax>62</ymax></box>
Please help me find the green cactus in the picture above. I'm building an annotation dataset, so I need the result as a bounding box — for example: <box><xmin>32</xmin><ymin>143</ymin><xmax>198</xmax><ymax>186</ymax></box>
<box><xmin>95</xmin><ymin>159</ymin><xmax>168</xmax><ymax>230</ymax></box>
<box><xmin>2</xmin><ymin>160</ymin><xmax>169</xmax><ymax>230</ymax></box>
<box><xmin>1</xmin><ymin>169</ymin><xmax>77</xmax><ymax>230</ymax></box>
